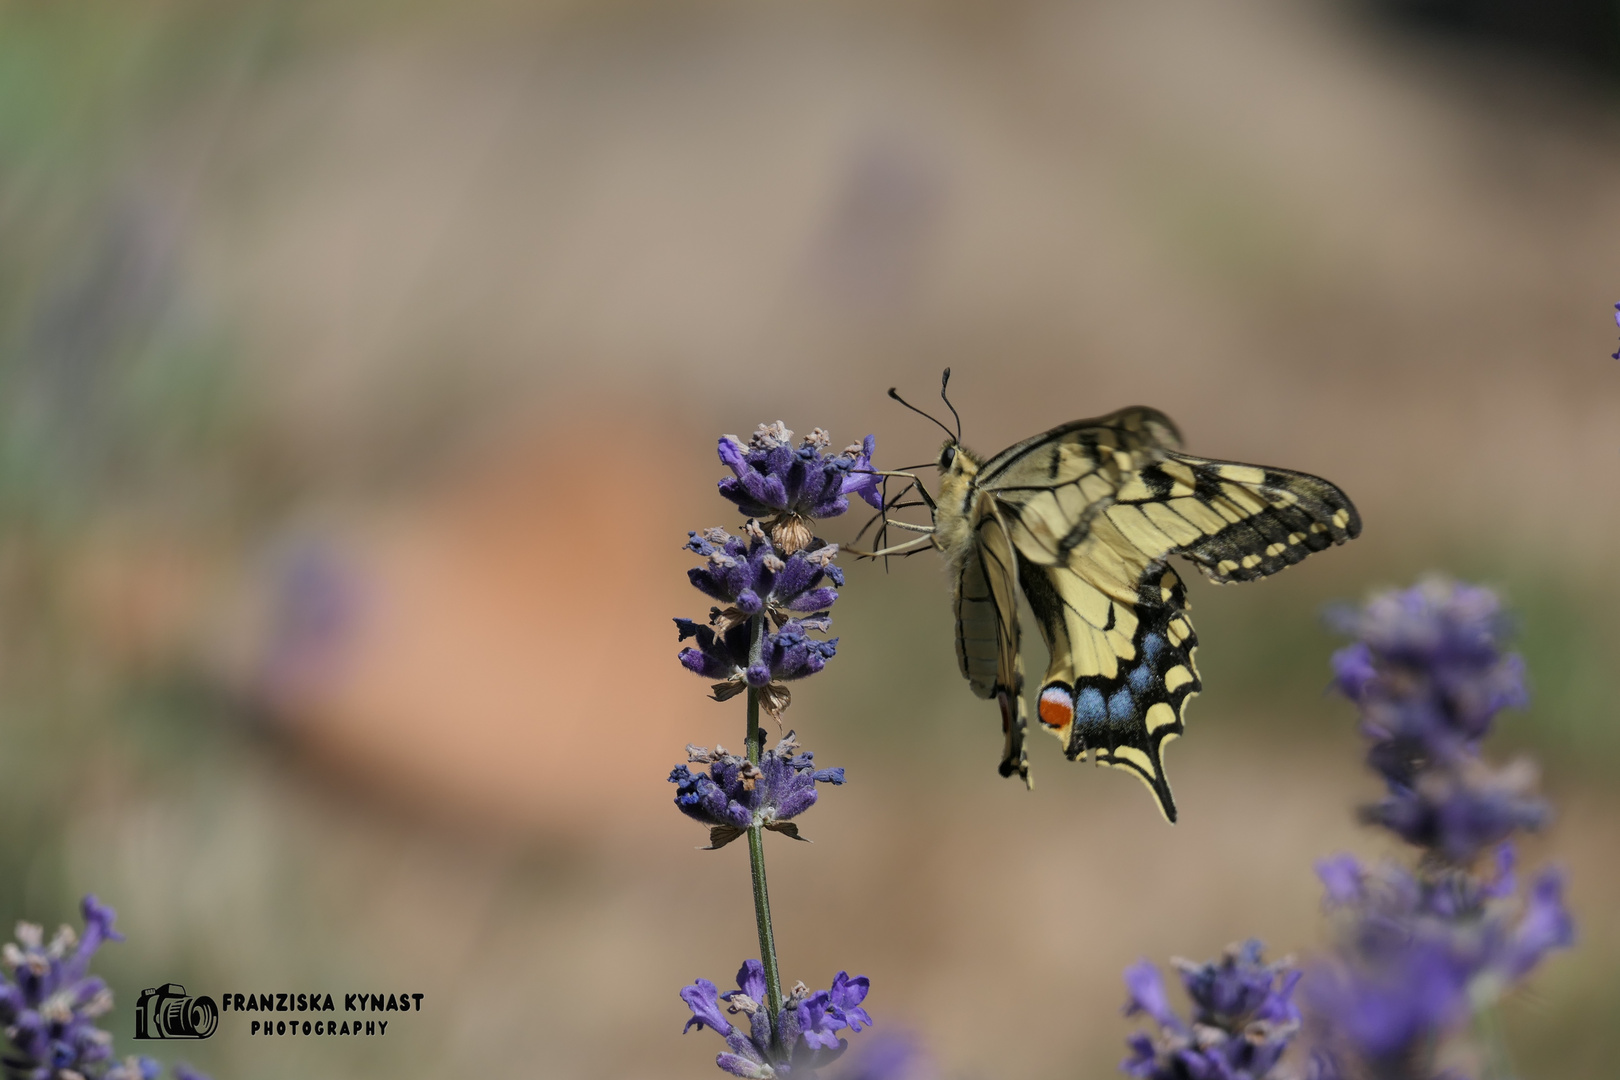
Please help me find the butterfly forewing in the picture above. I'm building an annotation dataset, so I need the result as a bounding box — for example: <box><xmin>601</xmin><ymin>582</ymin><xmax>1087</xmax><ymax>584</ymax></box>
<box><xmin>1144</xmin><ymin>454</ymin><xmax>1361</xmax><ymax>583</ymax></box>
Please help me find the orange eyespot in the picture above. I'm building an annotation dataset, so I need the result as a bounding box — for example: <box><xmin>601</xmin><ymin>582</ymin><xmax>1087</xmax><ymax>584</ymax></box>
<box><xmin>1038</xmin><ymin>687</ymin><xmax>1074</xmax><ymax>729</ymax></box>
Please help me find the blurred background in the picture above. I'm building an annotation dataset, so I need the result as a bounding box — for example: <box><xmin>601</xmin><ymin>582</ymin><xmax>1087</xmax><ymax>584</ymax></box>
<box><xmin>2</xmin><ymin>0</ymin><xmax>1618</xmax><ymax>1076</ymax></box>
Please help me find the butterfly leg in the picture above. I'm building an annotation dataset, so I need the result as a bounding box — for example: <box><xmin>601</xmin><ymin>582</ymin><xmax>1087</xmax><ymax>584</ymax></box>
<box><xmin>852</xmin><ymin>471</ymin><xmax>937</xmax><ymax>559</ymax></box>
<box><xmin>860</xmin><ymin>470</ymin><xmax>938</xmax><ymax>513</ymax></box>
<box><xmin>845</xmin><ymin>534</ymin><xmax>934</xmax><ymax>558</ymax></box>
<box><xmin>995</xmin><ymin>687</ymin><xmax>1031</xmax><ymax>789</ymax></box>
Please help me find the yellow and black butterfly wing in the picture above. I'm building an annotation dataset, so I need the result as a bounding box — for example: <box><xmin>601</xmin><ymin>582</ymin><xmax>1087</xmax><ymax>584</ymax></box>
<box><xmin>953</xmin><ymin>505</ymin><xmax>1030</xmax><ymax>784</ymax></box>
<box><xmin>973</xmin><ymin>406</ymin><xmax>1359</xmax><ymax>820</ymax></box>
<box><xmin>1015</xmin><ymin>556</ymin><xmax>1199</xmax><ymax>820</ymax></box>
<box><xmin>1138</xmin><ymin>452</ymin><xmax>1361</xmax><ymax>584</ymax></box>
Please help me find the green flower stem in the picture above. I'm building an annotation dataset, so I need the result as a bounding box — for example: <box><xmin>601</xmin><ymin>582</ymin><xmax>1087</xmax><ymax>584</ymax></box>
<box><xmin>745</xmin><ymin>614</ymin><xmax>785</xmax><ymax>1025</ymax></box>
<box><xmin>1474</xmin><ymin>1002</ymin><xmax>1518</xmax><ymax>1080</ymax></box>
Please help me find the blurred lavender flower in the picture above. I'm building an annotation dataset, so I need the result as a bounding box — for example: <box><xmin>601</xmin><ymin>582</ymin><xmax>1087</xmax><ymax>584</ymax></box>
<box><xmin>682</xmin><ymin>959</ymin><xmax>873</xmax><ymax>1077</ymax></box>
<box><xmin>1309</xmin><ymin>579</ymin><xmax>1573</xmax><ymax>1079</ymax></box>
<box><xmin>827</xmin><ymin>1032</ymin><xmax>936</xmax><ymax>1080</ymax></box>
<box><xmin>1308</xmin><ymin>850</ymin><xmax>1571</xmax><ymax>1071</ymax></box>
<box><xmin>1120</xmin><ymin>940</ymin><xmax>1302</xmax><ymax>1080</ymax></box>
<box><xmin>717</xmin><ymin>424</ymin><xmax>882</xmax><ymax>553</ymax></box>
<box><xmin>1327</xmin><ymin>577</ymin><xmax>1535</xmax><ymax>865</ymax></box>
<box><xmin>669</xmin><ymin>732</ymin><xmax>846</xmax><ymax>850</ymax></box>
<box><xmin>0</xmin><ymin>896</ymin><xmax>209</xmax><ymax>1080</ymax></box>
<box><xmin>260</xmin><ymin>538</ymin><xmax>360</xmax><ymax>707</ymax></box>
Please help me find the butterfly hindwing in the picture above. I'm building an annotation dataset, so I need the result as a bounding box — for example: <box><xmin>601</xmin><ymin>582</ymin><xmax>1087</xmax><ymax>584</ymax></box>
<box><xmin>1019</xmin><ymin>559</ymin><xmax>1198</xmax><ymax>821</ymax></box>
<box><xmin>952</xmin><ymin>506</ymin><xmax>1029</xmax><ymax>783</ymax></box>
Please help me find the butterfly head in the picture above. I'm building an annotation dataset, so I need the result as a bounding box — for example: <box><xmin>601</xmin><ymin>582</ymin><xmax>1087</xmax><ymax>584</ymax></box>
<box><xmin>936</xmin><ymin>439</ymin><xmax>979</xmax><ymax>477</ymax></box>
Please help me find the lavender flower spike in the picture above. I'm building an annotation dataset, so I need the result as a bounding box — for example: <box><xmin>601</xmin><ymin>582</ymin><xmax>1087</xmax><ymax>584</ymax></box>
<box><xmin>1120</xmin><ymin>941</ymin><xmax>1301</xmax><ymax>1080</ymax></box>
<box><xmin>669</xmin><ymin>732</ymin><xmax>846</xmax><ymax>850</ymax></box>
<box><xmin>682</xmin><ymin>960</ymin><xmax>875</xmax><ymax>1077</ymax></box>
<box><xmin>1308</xmin><ymin>578</ymin><xmax>1575</xmax><ymax>1080</ymax></box>
<box><xmin>717</xmin><ymin>424</ymin><xmax>881</xmax><ymax>553</ymax></box>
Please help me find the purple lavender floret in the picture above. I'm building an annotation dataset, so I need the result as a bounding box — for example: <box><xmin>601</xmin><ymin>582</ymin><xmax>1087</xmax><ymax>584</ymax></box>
<box><xmin>682</xmin><ymin>959</ymin><xmax>874</xmax><ymax>1077</ymax></box>
<box><xmin>676</xmin><ymin>615</ymin><xmax>838</xmax><ymax>716</ymax></box>
<box><xmin>676</xmin><ymin>618</ymin><xmax>754</xmax><ymax>684</ymax></box>
<box><xmin>669</xmin><ymin>732</ymin><xmax>846</xmax><ymax>850</ymax></box>
<box><xmin>717</xmin><ymin>424</ymin><xmax>881</xmax><ymax>554</ymax></box>
<box><xmin>841</xmin><ymin>435</ymin><xmax>881</xmax><ymax>512</ymax></box>
<box><xmin>685</xmin><ymin>525</ymin><xmax>844</xmax><ymax>630</ymax></box>
<box><xmin>0</xmin><ymin>896</ymin><xmax>208</xmax><ymax>1080</ymax></box>
<box><xmin>1120</xmin><ymin>941</ymin><xmax>1302</xmax><ymax>1080</ymax></box>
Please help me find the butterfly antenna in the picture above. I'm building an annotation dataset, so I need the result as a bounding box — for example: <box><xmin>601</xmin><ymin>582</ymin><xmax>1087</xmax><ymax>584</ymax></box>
<box><xmin>939</xmin><ymin>367</ymin><xmax>962</xmax><ymax>444</ymax></box>
<box><xmin>887</xmin><ymin>385</ymin><xmax>957</xmax><ymax>443</ymax></box>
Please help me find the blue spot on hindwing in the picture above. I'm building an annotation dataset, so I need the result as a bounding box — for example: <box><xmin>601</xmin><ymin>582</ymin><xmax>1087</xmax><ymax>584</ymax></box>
<box><xmin>1075</xmin><ymin>687</ymin><xmax>1107</xmax><ymax>724</ymax></box>
<box><xmin>1128</xmin><ymin>663</ymin><xmax>1153</xmax><ymax>694</ymax></box>
<box><xmin>1108</xmin><ymin>687</ymin><xmax>1136</xmax><ymax>722</ymax></box>
<box><xmin>1141</xmin><ymin>633</ymin><xmax>1165</xmax><ymax>662</ymax></box>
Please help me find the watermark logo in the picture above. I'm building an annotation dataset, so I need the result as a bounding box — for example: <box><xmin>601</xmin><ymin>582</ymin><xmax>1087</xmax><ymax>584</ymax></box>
<box><xmin>133</xmin><ymin>985</ymin><xmax>424</xmax><ymax>1040</ymax></box>
<box><xmin>133</xmin><ymin>983</ymin><xmax>219</xmax><ymax>1040</ymax></box>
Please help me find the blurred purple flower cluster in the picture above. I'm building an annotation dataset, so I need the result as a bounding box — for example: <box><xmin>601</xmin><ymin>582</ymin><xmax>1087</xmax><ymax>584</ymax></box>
<box><xmin>1308</xmin><ymin>849</ymin><xmax>1571</xmax><ymax>1074</ymax></box>
<box><xmin>0</xmin><ymin>896</ymin><xmax>209</xmax><ymax>1080</ymax></box>
<box><xmin>1114</xmin><ymin>579</ymin><xmax>1574</xmax><ymax>1080</ymax></box>
<box><xmin>1327</xmin><ymin>578</ymin><xmax>1537</xmax><ymax>864</ymax></box>
<box><xmin>683</xmin><ymin>960</ymin><xmax>872</xmax><ymax>1078</ymax></box>
<box><xmin>826</xmin><ymin>1033</ymin><xmax>936</xmax><ymax>1080</ymax></box>
<box><xmin>669</xmin><ymin>732</ymin><xmax>846</xmax><ymax>850</ymax></box>
<box><xmin>1120</xmin><ymin>940</ymin><xmax>1304</xmax><ymax>1080</ymax></box>
<box><xmin>1309</xmin><ymin>578</ymin><xmax>1573</xmax><ymax>1079</ymax></box>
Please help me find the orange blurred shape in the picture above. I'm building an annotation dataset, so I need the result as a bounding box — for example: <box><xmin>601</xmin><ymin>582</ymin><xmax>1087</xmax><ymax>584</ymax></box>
<box><xmin>263</xmin><ymin>409</ymin><xmax>731</xmax><ymax>834</ymax></box>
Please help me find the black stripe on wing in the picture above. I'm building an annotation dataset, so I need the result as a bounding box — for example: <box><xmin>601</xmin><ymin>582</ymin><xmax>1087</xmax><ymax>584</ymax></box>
<box><xmin>976</xmin><ymin>406</ymin><xmax>1182</xmax><ymax>483</ymax></box>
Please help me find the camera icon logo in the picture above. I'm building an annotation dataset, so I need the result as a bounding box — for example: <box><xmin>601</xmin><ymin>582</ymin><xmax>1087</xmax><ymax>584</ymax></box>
<box><xmin>134</xmin><ymin>983</ymin><xmax>218</xmax><ymax>1040</ymax></box>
